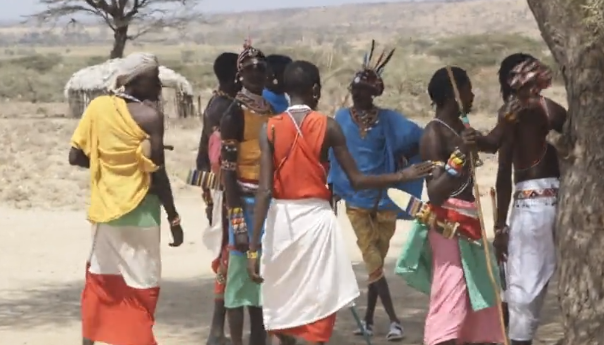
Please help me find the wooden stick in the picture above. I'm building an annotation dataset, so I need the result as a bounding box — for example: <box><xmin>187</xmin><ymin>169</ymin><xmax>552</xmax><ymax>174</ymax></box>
<box><xmin>489</xmin><ymin>187</ymin><xmax>497</xmax><ymax>222</ymax></box>
<box><xmin>445</xmin><ymin>66</ymin><xmax>509</xmax><ymax>345</ymax></box>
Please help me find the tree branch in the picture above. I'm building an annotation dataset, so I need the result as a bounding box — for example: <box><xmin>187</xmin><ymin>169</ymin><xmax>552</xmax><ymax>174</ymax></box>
<box><xmin>127</xmin><ymin>0</ymin><xmax>202</xmax><ymax>40</ymax></box>
<box><xmin>27</xmin><ymin>0</ymin><xmax>203</xmax><ymax>56</ymax></box>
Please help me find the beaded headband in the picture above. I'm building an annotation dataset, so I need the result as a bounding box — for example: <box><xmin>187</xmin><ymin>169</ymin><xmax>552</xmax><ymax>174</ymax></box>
<box><xmin>237</xmin><ymin>38</ymin><xmax>266</xmax><ymax>71</ymax></box>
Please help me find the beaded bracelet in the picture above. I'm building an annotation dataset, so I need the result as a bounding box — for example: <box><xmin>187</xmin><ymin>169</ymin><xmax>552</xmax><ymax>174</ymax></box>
<box><xmin>228</xmin><ymin>207</ymin><xmax>247</xmax><ymax>234</ymax></box>
<box><xmin>445</xmin><ymin>151</ymin><xmax>465</xmax><ymax>177</ymax></box>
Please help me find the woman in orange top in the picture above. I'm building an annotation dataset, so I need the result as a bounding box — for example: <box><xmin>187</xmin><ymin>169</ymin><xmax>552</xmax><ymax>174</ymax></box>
<box><xmin>245</xmin><ymin>60</ymin><xmax>434</xmax><ymax>345</ymax></box>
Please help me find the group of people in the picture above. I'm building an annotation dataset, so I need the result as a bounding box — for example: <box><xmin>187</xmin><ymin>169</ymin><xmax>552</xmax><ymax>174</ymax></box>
<box><xmin>67</xmin><ymin>38</ymin><xmax>566</xmax><ymax>345</ymax></box>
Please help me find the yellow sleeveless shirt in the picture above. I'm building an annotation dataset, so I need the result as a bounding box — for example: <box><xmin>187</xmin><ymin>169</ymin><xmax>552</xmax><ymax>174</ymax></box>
<box><xmin>237</xmin><ymin>107</ymin><xmax>271</xmax><ymax>182</ymax></box>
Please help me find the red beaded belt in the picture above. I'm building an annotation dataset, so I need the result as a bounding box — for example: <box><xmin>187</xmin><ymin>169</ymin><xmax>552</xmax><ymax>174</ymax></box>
<box><xmin>513</xmin><ymin>187</ymin><xmax>558</xmax><ymax>200</ymax></box>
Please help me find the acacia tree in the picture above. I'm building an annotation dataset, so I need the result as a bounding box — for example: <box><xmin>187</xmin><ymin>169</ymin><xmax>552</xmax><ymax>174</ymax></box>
<box><xmin>28</xmin><ymin>0</ymin><xmax>202</xmax><ymax>58</ymax></box>
<box><xmin>527</xmin><ymin>0</ymin><xmax>604</xmax><ymax>344</ymax></box>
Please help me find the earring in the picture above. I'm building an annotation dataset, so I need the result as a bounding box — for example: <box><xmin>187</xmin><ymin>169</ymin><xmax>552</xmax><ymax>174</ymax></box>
<box><xmin>273</xmin><ymin>79</ymin><xmax>278</xmax><ymax>85</ymax></box>
<box><xmin>239</xmin><ymin>76</ymin><xmax>243</xmax><ymax>82</ymax></box>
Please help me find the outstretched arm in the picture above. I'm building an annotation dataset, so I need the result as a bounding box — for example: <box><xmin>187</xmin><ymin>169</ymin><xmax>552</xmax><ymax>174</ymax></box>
<box><xmin>249</xmin><ymin>123</ymin><xmax>273</xmax><ymax>252</ymax></box>
<box><xmin>420</xmin><ymin>124</ymin><xmax>461</xmax><ymax>206</ymax></box>
<box><xmin>327</xmin><ymin>118</ymin><xmax>430</xmax><ymax>190</ymax></box>
<box><xmin>474</xmin><ymin>106</ymin><xmax>513</xmax><ymax>154</ymax></box>
<box><xmin>495</xmin><ymin>135</ymin><xmax>514</xmax><ymax>228</ymax></box>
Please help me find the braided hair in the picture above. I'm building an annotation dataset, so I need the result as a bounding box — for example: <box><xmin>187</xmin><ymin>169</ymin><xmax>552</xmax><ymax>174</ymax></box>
<box><xmin>427</xmin><ymin>66</ymin><xmax>470</xmax><ymax>108</ymax></box>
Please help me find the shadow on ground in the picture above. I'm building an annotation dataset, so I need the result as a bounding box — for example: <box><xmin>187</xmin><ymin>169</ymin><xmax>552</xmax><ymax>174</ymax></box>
<box><xmin>0</xmin><ymin>262</ymin><xmax>563</xmax><ymax>344</ymax></box>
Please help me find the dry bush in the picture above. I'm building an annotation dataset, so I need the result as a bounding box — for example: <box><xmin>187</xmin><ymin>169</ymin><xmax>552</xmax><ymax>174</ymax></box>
<box><xmin>0</xmin><ymin>33</ymin><xmax>550</xmax><ymax>117</ymax></box>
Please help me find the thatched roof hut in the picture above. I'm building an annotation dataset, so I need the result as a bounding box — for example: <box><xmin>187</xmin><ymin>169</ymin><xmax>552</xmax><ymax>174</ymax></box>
<box><xmin>64</xmin><ymin>59</ymin><xmax>195</xmax><ymax>118</ymax></box>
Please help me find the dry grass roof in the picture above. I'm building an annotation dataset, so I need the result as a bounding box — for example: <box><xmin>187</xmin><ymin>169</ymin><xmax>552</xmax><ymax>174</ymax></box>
<box><xmin>64</xmin><ymin>58</ymin><xmax>193</xmax><ymax>99</ymax></box>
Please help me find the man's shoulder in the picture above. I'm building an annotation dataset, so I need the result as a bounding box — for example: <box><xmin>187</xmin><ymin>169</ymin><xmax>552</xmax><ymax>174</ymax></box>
<box><xmin>422</xmin><ymin>120</ymin><xmax>442</xmax><ymax>136</ymax></box>
<box><xmin>378</xmin><ymin>108</ymin><xmax>408</xmax><ymax>120</ymax></box>
<box><xmin>334</xmin><ymin>107</ymin><xmax>350</xmax><ymax>119</ymax></box>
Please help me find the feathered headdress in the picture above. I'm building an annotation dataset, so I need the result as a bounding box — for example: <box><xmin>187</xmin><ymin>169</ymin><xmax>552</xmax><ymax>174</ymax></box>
<box><xmin>237</xmin><ymin>36</ymin><xmax>266</xmax><ymax>71</ymax></box>
<box><xmin>350</xmin><ymin>40</ymin><xmax>395</xmax><ymax>96</ymax></box>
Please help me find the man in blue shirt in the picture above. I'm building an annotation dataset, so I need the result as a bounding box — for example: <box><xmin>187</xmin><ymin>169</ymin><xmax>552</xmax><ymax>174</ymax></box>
<box><xmin>328</xmin><ymin>41</ymin><xmax>424</xmax><ymax>341</ymax></box>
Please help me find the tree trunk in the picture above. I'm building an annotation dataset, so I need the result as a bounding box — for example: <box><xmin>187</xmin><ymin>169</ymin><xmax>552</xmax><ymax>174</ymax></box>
<box><xmin>527</xmin><ymin>1</ymin><xmax>604</xmax><ymax>344</ymax></box>
<box><xmin>110</xmin><ymin>25</ymin><xmax>129</xmax><ymax>59</ymax></box>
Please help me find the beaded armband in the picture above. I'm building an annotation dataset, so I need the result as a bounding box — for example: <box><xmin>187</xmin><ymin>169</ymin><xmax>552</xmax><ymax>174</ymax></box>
<box><xmin>221</xmin><ymin>139</ymin><xmax>238</xmax><ymax>159</ymax></box>
<box><xmin>445</xmin><ymin>149</ymin><xmax>466</xmax><ymax>177</ymax></box>
<box><xmin>247</xmin><ymin>251</ymin><xmax>259</xmax><ymax>259</ymax></box>
<box><xmin>221</xmin><ymin>161</ymin><xmax>237</xmax><ymax>171</ymax></box>
<box><xmin>228</xmin><ymin>207</ymin><xmax>247</xmax><ymax>234</ymax></box>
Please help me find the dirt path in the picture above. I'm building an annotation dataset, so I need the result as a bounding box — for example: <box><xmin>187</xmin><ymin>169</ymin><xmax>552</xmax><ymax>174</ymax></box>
<box><xmin>0</xmin><ymin>192</ymin><xmax>562</xmax><ymax>344</ymax></box>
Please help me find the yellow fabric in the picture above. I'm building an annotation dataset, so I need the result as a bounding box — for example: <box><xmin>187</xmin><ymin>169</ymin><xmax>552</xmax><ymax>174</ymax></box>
<box><xmin>237</xmin><ymin>108</ymin><xmax>271</xmax><ymax>181</ymax></box>
<box><xmin>70</xmin><ymin>95</ymin><xmax>158</xmax><ymax>223</ymax></box>
<box><xmin>346</xmin><ymin>207</ymin><xmax>397</xmax><ymax>283</ymax></box>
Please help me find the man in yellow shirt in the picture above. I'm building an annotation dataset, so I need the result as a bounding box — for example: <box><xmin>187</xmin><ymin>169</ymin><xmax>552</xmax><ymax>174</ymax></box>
<box><xmin>68</xmin><ymin>52</ymin><xmax>183</xmax><ymax>345</ymax></box>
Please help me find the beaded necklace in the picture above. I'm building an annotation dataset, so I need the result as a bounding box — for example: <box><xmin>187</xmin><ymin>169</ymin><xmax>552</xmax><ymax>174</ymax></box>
<box><xmin>350</xmin><ymin>107</ymin><xmax>380</xmax><ymax>138</ymax></box>
<box><xmin>236</xmin><ymin>88</ymin><xmax>272</xmax><ymax>115</ymax></box>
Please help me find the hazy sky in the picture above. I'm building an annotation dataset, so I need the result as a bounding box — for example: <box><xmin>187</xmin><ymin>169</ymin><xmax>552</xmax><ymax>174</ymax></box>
<box><xmin>3</xmin><ymin>0</ymin><xmax>424</xmax><ymax>21</ymax></box>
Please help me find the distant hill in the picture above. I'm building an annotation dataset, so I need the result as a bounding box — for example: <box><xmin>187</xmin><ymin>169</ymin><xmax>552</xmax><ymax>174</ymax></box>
<box><xmin>0</xmin><ymin>0</ymin><xmax>540</xmax><ymax>46</ymax></box>
<box><xmin>195</xmin><ymin>0</ymin><xmax>539</xmax><ymax>39</ymax></box>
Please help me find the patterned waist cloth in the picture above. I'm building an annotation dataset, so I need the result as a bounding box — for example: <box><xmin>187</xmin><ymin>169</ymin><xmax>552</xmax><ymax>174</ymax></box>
<box><xmin>513</xmin><ymin>187</ymin><xmax>558</xmax><ymax>200</ymax></box>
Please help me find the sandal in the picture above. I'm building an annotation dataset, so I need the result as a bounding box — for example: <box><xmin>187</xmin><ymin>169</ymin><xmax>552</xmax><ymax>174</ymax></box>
<box><xmin>353</xmin><ymin>320</ymin><xmax>374</xmax><ymax>336</ymax></box>
<box><xmin>386</xmin><ymin>322</ymin><xmax>404</xmax><ymax>341</ymax></box>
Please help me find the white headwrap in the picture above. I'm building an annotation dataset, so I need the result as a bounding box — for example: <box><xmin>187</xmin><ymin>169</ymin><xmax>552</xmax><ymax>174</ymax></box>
<box><xmin>109</xmin><ymin>52</ymin><xmax>159</xmax><ymax>92</ymax></box>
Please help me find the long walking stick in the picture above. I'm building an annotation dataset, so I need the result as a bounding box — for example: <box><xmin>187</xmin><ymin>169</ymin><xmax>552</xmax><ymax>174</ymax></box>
<box><xmin>445</xmin><ymin>66</ymin><xmax>509</xmax><ymax>345</ymax></box>
<box><xmin>490</xmin><ymin>187</ymin><xmax>510</xmax><ymax>329</ymax></box>
<box><xmin>489</xmin><ymin>187</ymin><xmax>507</xmax><ymax>291</ymax></box>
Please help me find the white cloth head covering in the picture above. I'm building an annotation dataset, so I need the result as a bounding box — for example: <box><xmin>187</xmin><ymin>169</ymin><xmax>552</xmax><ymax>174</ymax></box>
<box><xmin>109</xmin><ymin>52</ymin><xmax>159</xmax><ymax>92</ymax></box>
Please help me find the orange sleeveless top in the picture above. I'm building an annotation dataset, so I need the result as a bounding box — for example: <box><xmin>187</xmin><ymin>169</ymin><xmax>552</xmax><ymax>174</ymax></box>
<box><xmin>267</xmin><ymin>110</ymin><xmax>331</xmax><ymax>201</ymax></box>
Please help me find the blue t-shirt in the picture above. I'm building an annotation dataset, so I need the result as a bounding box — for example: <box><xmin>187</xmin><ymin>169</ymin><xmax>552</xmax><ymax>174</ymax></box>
<box><xmin>263</xmin><ymin>89</ymin><xmax>289</xmax><ymax>113</ymax></box>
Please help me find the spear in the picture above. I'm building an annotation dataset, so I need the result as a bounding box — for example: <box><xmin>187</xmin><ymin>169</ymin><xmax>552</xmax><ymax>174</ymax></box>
<box><xmin>445</xmin><ymin>66</ymin><xmax>509</xmax><ymax>345</ymax></box>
